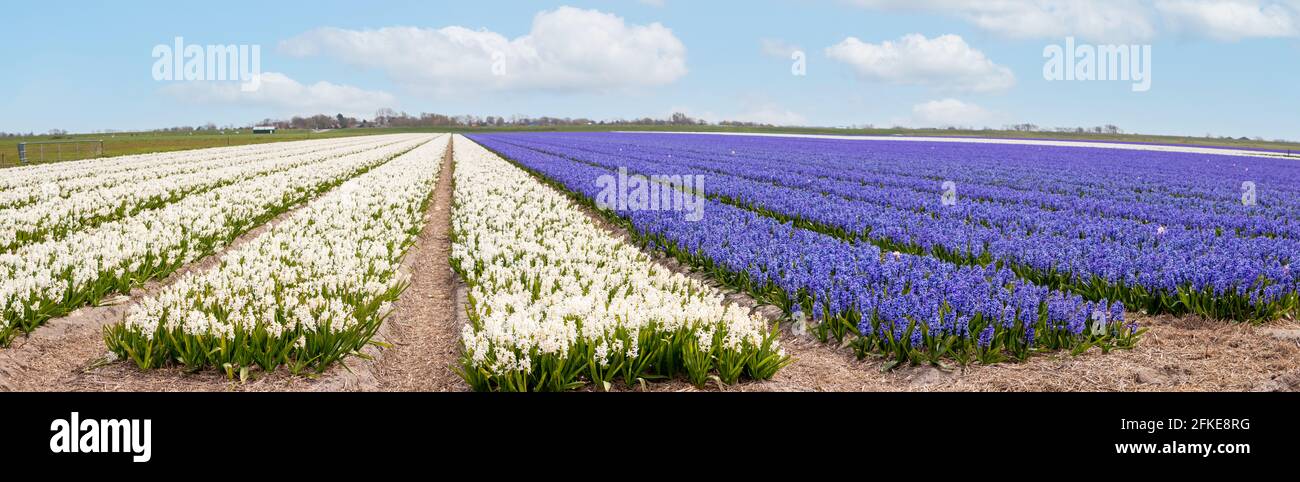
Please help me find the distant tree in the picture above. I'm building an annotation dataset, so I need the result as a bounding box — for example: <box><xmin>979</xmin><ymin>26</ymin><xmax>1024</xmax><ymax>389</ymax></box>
<box><xmin>374</xmin><ymin>108</ymin><xmax>397</xmax><ymax>127</ymax></box>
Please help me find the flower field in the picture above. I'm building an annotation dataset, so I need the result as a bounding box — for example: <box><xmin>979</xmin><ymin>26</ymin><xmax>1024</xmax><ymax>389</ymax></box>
<box><xmin>470</xmin><ymin>132</ymin><xmax>1300</xmax><ymax>323</ymax></box>
<box><xmin>450</xmin><ymin>136</ymin><xmax>787</xmax><ymax>391</ymax></box>
<box><xmin>2</xmin><ymin>130</ymin><xmax>1293</xmax><ymax>391</ymax></box>
<box><xmin>104</xmin><ymin>135</ymin><xmax>448</xmax><ymax>375</ymax></box>
<box><xmin>0</xmin><ymin>134</ymin><xmax>432</xmax><ymax>344</ymax></box>
<box><xmin>1</xmin><ymin>136</ymin><xmax>401</xmax><ymax>252</ymax></box>
<box><xmin>468</xmin><ymin>133</ymin><xmax>1148</xmax><ymax>368</ymax></box>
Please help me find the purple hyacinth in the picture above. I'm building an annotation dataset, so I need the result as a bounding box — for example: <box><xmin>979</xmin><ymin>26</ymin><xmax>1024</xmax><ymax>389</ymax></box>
<box><xmin>466</xmin><ymin>131</ymin><xmax>1166</xmax><ymax>365</ymax></box>
<box><xmin>470</xmin><ymin>131</ymin><xmax>1299</xmax><ymax>321</ymax></box>
<box><xmin>977</xmin><ymin>324</ymin><xmax>994</xmax><ymax>349</ymax></box>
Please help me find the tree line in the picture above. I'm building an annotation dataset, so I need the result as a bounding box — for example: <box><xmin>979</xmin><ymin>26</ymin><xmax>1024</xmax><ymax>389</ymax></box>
<box><xmin>246</xmin><ymin>109</ymin><xmax>773</xmax><ymax>130</ymax></box>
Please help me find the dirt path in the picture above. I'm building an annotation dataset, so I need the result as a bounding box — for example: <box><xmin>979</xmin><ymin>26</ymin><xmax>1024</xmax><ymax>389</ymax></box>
<box><xmin>722</xmin><ymin>314</ymin><xmax>1300</xmax><ymax>392</ymax></box>
<box><xmin>363</xmin><ymin>137</ymin><xmax>465</xmax><ymax>391</ymax></box>
<box><xmin>280</xmin><ymin>136</ymin><xmax>465</xmax><ymax>391</ymax></box>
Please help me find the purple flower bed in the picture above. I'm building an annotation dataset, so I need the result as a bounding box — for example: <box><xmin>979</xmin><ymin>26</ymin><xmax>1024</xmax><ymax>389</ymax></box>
<box><xmin>469</xmin><ymin>134</ymin><xmax>1141</xmax><ymax>366</ymax></box>
<box><xmin>471</xmin><ymin>132</ymin><xmax>1300</xmax><ymax>322</ymax></box>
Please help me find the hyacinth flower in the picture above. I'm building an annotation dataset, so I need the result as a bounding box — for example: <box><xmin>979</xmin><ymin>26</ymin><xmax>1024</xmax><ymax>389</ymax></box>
<box><xmin>471</xmin><ymin>132</ymin><xmax>1300</xmax><ymax>323</ymax></box>
<box><xmin>470</xmin><ymin>135</ymin><xmax>1142</xmax><ymax>367</ymax></box>
<box><xmin>450</xmin><ymin>137</ymin><xmax>788</xmax><ymax>391</ymax></box>
<box><xmin>0</xmin><ymin>136</ymin><xmax>397</xmax><ymax>255</ymax></box>
<box><xmin>101</xmin><ymin>136</ymin><xmax>447</xmax><ymax>375</ymax></box>
<box><xmin>2</xmin><ymin>135</ymin><xmax>433</xmax><ymax>346</ymax></box>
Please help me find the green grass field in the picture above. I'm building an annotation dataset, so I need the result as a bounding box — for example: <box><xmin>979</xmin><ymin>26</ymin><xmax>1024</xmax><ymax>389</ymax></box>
<box><xmin>4</xmin><ymin>125</ymin><xmax>1298</xmax><ymax>169</ymax></box>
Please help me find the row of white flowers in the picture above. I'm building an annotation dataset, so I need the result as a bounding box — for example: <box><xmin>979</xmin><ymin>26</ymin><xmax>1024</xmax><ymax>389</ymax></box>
<box><xmin>1</xmin><ymin>135</ymin><xmax>410</xmax><ymax>252</ymax></box>
<box><xmin>105</xmin><ymin>135</ymin><xmax>448</xmax><ymax>374</ymax></box>
<box><xmin>450</xmin><ymin>135</ymin><xmax>786</xmax><ymax>391</ymax></box>
<box><xmin>0</xmin><ymin>134</ymin><xmax>434</xmax><ymax>343</ymax></box>
<box><xmin>0</xmin><ymin>136</ymin><xmax>390</xmax><ymax>210</ymax></box>
<box><xmin>1</xmin><ymin>135</ymin><xmax>395</xmax><ymax>211</ymax></box>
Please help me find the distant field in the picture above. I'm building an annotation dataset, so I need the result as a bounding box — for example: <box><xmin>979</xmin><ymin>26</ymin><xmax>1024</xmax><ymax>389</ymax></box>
<box><xmin>444</xmin><ymin>124</ymin><xmax>1300</xmax><ymax>153</ymax></box>
<box><xmin>576</xmin><ymin>125</ymin><xmax>1300</xmax><ymax>153</ymax></box>
<box><xmin>4</xmin><ymin>125</ymin><xmax>1298</xmax><ymax>168</ymax></box>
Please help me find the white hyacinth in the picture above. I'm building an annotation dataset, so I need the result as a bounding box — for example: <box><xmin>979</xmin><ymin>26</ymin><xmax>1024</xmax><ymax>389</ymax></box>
<box><xmin>450</xmin><ymin>135</ymin><xmax>773</xmax><ymax>377</ymax></box>
<box><xmin>112</xmin><ymin>135</ymin><xmax>446</xmax><ymax>347</ymax></box>
<box><xmin>3</xmin><ymin>134</ymin><xmax>431</xmax><ymax>335</ymax></box>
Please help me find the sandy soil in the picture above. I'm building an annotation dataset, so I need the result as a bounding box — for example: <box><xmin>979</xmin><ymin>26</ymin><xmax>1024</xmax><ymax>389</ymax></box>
<box><xmin>363</xmin><ymin>137</ymin><xmax>466</xmax><ymax>392</ymax></box>
<box><xmin>632</xmin><ymin>314</ymin><xmax>1300</xmax><ymax>392</ymax></box>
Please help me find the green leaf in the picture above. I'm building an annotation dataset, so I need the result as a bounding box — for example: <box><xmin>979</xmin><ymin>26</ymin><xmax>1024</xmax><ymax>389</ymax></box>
<box><xmin>880</xmin><ymin>360</ymin><xmax>900</xmax><ymax>372</ymax></box>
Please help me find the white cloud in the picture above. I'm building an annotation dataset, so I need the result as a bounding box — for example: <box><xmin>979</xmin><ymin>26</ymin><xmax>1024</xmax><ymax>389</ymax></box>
<box><xmin>669</xmin><ymin>100</ymin><xmax>808</xmax><ymax>126</ymax></box>
<box><xmin>159</xmin><ymin>72</ymin><xmax>396</xmax><ymax>118</ymax></box>
<box><xmin>730</xmin><ymin>102</ymin><xmax>809</xmax><ymax>126</ymax></box>
<box><xmin>849</xmin><ymin>0</ymin><xmax>1300</xmax><ymax>41</ymax></box>
<box><xmin>759</xmin><ymin>38</ymin><xmax>802</xmax><ymax>59</ymax></box>
<box><xmin>1156</xmin><ymin>0</ymin><xmax>1298</xmax><ymax>40</ymax></box>
<box><xmin>849</xmin><ymin>0</ymin><xmax>1157</xmax><ymax>42</ymax></box>
<box><xmin>280</xmin><ymin>6</ymin><xmax>687</xmax><ymax>95</ymax></box>
<box><xmin>907</xmin><ymin>98</ymin><xmax>996</xmax><ymax>128</ymax></box>
<box><xmin>825</xmin><ymin>34</ymin><xmax>1015</xmax><ymax>93</ymax></box>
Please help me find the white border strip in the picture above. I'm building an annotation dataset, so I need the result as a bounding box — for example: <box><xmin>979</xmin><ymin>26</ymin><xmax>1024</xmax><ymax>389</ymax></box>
<box><xmin>613</xmin><ymin>131</ymin><xmax>1299</xmax><ymax>160</ymax></box>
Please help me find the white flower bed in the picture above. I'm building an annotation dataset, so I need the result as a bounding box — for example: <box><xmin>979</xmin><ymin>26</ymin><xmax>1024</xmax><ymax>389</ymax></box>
<box><xmin>0</xmin><ymin>135</ymin><xmax>409</xmax><ymax>252</ymax></box>
<box><xmin>0</xmin><ymin>134</ymin><xmax>434</xmax><ymax>344</ymax></box>
<box><xmin>105</xmin><ymin>135</ymin><xmax>448</xmax><ymax>374</ymax></box>
<box><xmin>0</xmin><ymin>136</ymin><xmax>384</xmax><ymax>208</ymax></box>
<box><xmin>450</xmin><ymin>135</ymin><xmax>786</xmax><ymax>391</ymax></box>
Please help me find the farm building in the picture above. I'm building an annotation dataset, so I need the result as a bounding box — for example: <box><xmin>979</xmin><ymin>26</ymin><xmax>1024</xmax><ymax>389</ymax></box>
<box><xmin>252</xmin><ymin>126</ymin><xmax>277</xmax><ymax>134</ymax></box>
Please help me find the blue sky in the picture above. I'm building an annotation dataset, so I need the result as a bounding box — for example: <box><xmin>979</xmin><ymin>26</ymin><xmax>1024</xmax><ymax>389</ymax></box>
<box><xmin>2</xmin><ymin>0</ymin><xmax>1298</xmax><ymax>140</ymax></box>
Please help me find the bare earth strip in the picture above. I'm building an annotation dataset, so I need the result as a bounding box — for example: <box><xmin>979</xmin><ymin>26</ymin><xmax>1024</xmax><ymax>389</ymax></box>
<box><xmin>498</xmin><ymin>146</ymin><xmax>1300</xmax><ymax>393</ymax></box>
<box><xmin>731</xmin><ymin>315</ymin><xmax>1300</xmax><ymax>392</ymax></box>
<box><xmin>327</xmin><ymin>137</ymin><xmax>466</xmax><ymax>392</ymax></box>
